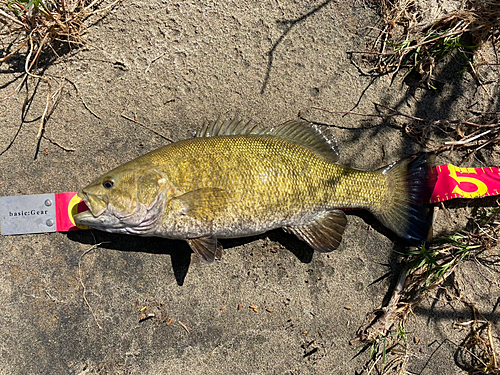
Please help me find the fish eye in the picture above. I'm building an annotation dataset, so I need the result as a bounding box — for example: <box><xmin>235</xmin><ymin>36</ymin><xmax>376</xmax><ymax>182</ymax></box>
<box><xmin>103</xmin><ymin>179</ymin><xmax>114</xmax><ymax>189</ymax></box>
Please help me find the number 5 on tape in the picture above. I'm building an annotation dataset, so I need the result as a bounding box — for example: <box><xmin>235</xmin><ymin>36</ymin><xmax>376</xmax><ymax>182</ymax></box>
<box><xmin>430</xmin><ymin>164</ymin><xmax>500</xmax><ymax>203</ymax></box>
<box><xmin>0</xmin><ymin>192</ymin><xmax>88</xmax><ymax>235</ymax></box>
<box><xmin>449</xmin><ymin>165</ymin><xmax>488</xmax><ymax>198</ymax></box>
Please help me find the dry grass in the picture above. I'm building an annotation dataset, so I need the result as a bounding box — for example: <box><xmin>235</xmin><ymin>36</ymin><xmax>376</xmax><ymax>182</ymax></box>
<box><xmin>312</xmin><ymin>104</ymin><xmax>500</xmax><ymax>161</ymax></box>
<box><xmin>453</xmin><ymin>308</ymin><xmax>500</xmax><ymax>374</ymax></box>
<box><xmin>353</xmin><ymin>0</ymin><xmax>500</xmax><ymax>88</ymax></box>
<box><xmin>0</xmin><ymin>0</ymin><xmax>121</xmax><ymax>157</ymax></box>
<box><xmin>335</xmin><ymin>1</ymin><xmax>500</xmax><ymax>161</ymax></box>
<box><xmin>352</xmin><ymin>206</ymin><xmax>500</xmax><ymax>374</ymax></box>
<box><xmin>0</xmin><ymin>0</ymin><xmax>121</xmax><ymax>57</ymax></box>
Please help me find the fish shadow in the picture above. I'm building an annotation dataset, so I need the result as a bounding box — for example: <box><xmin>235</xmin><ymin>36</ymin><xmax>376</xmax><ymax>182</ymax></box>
<box><xmin>67</xmin><ymin>230</ymin><xmax>193</xmax><ymax>285</ymax></box>
<box><xmin>67</xmin><ymin>228</ymin><xmax>316</xmax><ymax>286</ymax></box>
<box><xmin>68</xmin><ymin>194</ymin><xmax>496</xmax><ymax>287</ymax></box>
<box><xmin>222</xmin><ymin>229</ymin><xmax>316</xmax><ymax>264</ymax></box>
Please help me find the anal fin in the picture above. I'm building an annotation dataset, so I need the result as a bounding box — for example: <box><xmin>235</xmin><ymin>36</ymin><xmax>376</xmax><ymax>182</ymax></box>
<box><xmin>284</xmin><ymin>210</ymin><xmax>347</xmax><ymax>253</ymax></box>
<box><xmin>187</xmin><ymin>235</ymin><xmax>223</xmax><ymax>264</ymax></box>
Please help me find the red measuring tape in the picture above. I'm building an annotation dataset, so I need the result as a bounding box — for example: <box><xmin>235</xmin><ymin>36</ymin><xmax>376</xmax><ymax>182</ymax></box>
<box><xmin>429</xmin><ymin>164</ymin><xmax>500</xmax><ymax>203</ymax></box>
<box><xmin>55</xmin><ymin>192</ymin><xmax>90</xmax><ymax>232</ymax></box>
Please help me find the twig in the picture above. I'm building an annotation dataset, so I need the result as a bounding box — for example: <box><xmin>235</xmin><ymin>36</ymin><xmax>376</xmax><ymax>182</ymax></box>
<box><xmin>488</xmin><ymin>323</ymin><xmax>497</xmax><ymax>369</ymax></box>
<box><xmin>0</xmin><ymin>8</ymin><xmax>25</xmax><ymax>26</ymax></box>
<box><xmin>84</xmin><ymin>0</ymin><xmax>122</xmax><ymax>15</ymax></box>
<box><xmin>467</xmin><ymin>57</ymin><xmax>493</xmax><ymax>100</ymax></box>
<box><xmin>21</xmin><ymin>35</ymin><xmax>56</xmax><ymax>154</ymax></box>
<box><xmin>178</xmin><ymin>320</ymin><xmax>191</xmax><ymax>333</ymax></box>
<box><xmin>348</xmin><ymin>52</ymin><xmax>377</xmax><ymax>76</ymax></box>
<box><xmin>472</xmin><ymin>134</ymin><xmax>500</xmax><ymax>154</ymax></box>
<box><xmin>83</xmin><ymin>0</ymin><xmax>103</xmax><ymax>11</ymax></box>
<box><xmin>374</xmin><ymin>103</ymin><xmax>436</xmax><ymax>123</ymax></box>
<box><xmin>0</xmin><ymin>37</ymin><xmax>28</xmax><ymax>63</ymax></box>
<box><xmin>351</xmin><ymin>266</ymin><xmax>408</xmax><ymax>345</ymax></box>
<box><xmin>35</xmin><ymin>83</ymin><xmax>59</xmax><ymax>141</ymax></box>
<box><xmin>312</xmin><ymin>104</ymin><xmax>500</xmax><ymax>129</ymax></box>
<box><xmin>42</xmin><ymin>135</ymin><xmax>75</xmax><ymax>152</ymax></box>
<box><xmin>367</xmin><ymin>352</ymin><xmax>383</xmax><ymax>375</ymax></box>
<box><xmin>34</xmin><ymin>81</ymin><xmax>65</xmax><ymax>159</ymax></box>
<box><xmin>454</xmin><ymin>320</ymin><xmax>491</xmax><ymax>326</ymax></box>
<box><xmin>26</xmin><ymin>34</ymin><xmax>50</xmax><ymax>78</ymax></box>
<box><xmin>444</xmin><ymin>129</ymin><xmax>492</xmax><ymax>145</ymax></box>
<box><xmin>65</xmin><ymin>78</ymin><xmax>101</xmax><ymax>119</ymax></box>
<box><xmin>445</xmin><ymin>338</ymin><xmax>491</xmax><ymax>370</ymax></box>
<box><xmin>311</xmin><ymin>106</ymin><xmax>398</xmax><ymax>119</ymax></box>
<box><xmin>120</xmin><ymin>112</ymin><xmax>174</xmax><ymax>143</ymax></box>
<box><xmin>78</xmin><ymin>243</ymin><xmax>108</xmax><ymax>330</ymax></box>
<box><xmin>145</xmin><ymin>52</ymin><xmax>168</xmax><ymax>72</ymax></box>
<box><xmin>0</xmin><ymin>74</ymin><xmax>28</xmax><ymax>102</ymax></box>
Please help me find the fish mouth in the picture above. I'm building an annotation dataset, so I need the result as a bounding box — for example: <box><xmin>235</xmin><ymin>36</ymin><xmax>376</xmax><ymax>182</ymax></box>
<box><xmin>73</xmin><ymin>192</ymin><xmax>94</xmax><ymax>221</ymax></box>
<box><xmin>73</xmin><ymin>192</ymin><xmax>121</xmax><ymax>229</ymax></box>
<box><xmin>77</xmin><ymin>191</ymin><xmax>107</xmax><ymax>216</ymax></box>
<box><xmin>73</xmin><ymin>192</ymin><xmax>93</xmax><ymax>223</ymax></box>
<box><xmin>76</xmin><ymin>191</ymin><xmax>91</xmax><ymax>211</ymax></box>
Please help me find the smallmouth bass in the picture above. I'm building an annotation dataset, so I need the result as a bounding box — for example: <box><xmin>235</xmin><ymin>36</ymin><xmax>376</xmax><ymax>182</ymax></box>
<box><xmin>74</xmin><ymin>118</ymin><xmax>432</xmax><ymax>263</ymax></box>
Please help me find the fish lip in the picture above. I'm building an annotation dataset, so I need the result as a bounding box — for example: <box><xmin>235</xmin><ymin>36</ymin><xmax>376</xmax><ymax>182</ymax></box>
<box><xmin>75</xmin><ymin>190</ymin><xmax>128</xmax><ymax>230</ymax></box>
<box><xmin>73</xmin><ymin>210</ymin><xmax>96</xmax><ymax>225</ymax></box>
<box><xmin>73</xmin><ymin>209</ymin><xmax>122</xmax><ymax>229</ymax></box>
<box><xmin>77</xmin><ymin>191</ymin><xmax>93</xmax><ymax>216</ymax></box>
<box><xmin>77</xmin><ymin>191</ymin><xmax>108</xmax><ymax>217</ymax></box>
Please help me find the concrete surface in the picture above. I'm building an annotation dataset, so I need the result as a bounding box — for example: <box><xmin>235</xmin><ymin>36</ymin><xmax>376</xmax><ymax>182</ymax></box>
<box><xmin>0</xmin><ymin>0</ymin><xmax>499</xmax><ymax>374</ymax></box>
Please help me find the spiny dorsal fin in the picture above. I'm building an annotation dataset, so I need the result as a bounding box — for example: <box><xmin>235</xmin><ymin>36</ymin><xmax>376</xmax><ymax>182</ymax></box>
<box><xmin>187</xmin><ymin>236</ymin><xmax>223</xmax><ymax>264</ymax></box>
<box><xmin>258</xmin><ymin>120</ymin><xmax>339</xmax><ymax>163</ymax></box>
<box><xmin>196</xmin><ymin>117</ymin><xmax>258</xmax><ymax>137</ymax></box>
<box><xmin>283</xmin><ymin>210</ymin><xmax>347</xmax><ymax>252</ymax></box>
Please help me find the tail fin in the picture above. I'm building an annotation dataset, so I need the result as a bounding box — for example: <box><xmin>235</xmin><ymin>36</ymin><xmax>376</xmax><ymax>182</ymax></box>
<box><xmin>374</xmin><ymin>153</ymin><xmax>435</xmax><ymax>244</ymax></box>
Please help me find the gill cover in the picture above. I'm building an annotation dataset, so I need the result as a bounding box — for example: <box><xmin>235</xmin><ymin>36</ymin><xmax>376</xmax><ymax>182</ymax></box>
<box><xmin>137</xmin><ymin>171</ymin><xmax>168</xmax><ymax>209</ymax></box>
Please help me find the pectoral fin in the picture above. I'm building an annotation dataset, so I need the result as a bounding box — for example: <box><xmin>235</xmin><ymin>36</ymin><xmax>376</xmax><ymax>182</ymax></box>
<box><xmin>284</xmin><ymin>210</ymin><xmax>347</xmax><ymax>252</ymax></box>
<box><xmin>172</xmin><ymin>188</ymin><xmax>229</xmax><ymax>222</ymax></box>
<box><xmin>187</xmin><ymin>236</ymin><xmax>223</xmax><ymax>264</ymax></box>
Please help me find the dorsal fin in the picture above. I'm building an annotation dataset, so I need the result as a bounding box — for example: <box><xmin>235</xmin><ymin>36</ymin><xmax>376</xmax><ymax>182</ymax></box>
<box><xmin>196</xmin><ymin>117</ymin><xmax>258</xmax><ymax>137</ymax></box>
<box><xmin>258</xmin><ymin>120</ymin><xmax>339</xmax><ymax>162</ymax></box>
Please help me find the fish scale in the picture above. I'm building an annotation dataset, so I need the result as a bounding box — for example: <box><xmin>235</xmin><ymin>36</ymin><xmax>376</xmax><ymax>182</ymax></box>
<box><xmin>167</xmin><ymin>136</ymin><xmax>366</xmax><ymax>207</ymax></box>
<box><xmin>74</xmin><ymin>118</ymin><xmax>432</xmax><ymax>264</ymax></box>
